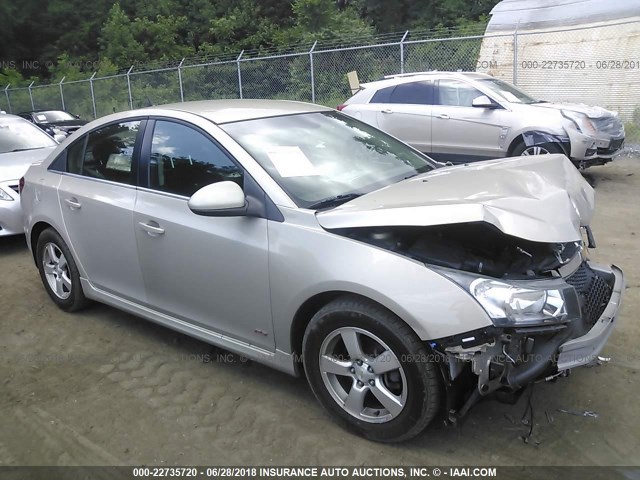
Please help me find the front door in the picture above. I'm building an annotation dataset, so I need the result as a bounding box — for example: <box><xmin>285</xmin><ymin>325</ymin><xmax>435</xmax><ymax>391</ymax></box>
<box><xmin>133</xmin><ymin>119</ymin><xmax>273</xmax><ymax>350</ymax></box>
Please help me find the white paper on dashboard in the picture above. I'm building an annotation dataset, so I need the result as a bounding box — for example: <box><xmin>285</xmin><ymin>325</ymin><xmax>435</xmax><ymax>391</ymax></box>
<box><xmin>266</xmin><ymin>146</ymin><xmax>319</xmax><ymax>177</ymax></box>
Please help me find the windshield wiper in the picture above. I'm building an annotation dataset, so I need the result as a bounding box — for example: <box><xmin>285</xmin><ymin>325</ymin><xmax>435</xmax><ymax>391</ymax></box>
<box><xmin>308</xmin><ymin>193</ymin><xmax>363</xmax><ymax>210</ymax></box>
<box><xmin>9</xmin><ymin>147</ymin><xmax>45</xmax><ymax>153</ymax></box>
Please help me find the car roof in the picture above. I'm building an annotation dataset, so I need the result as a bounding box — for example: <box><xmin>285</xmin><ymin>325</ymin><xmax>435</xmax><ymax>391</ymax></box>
<box><xmin>155</xmin><ymin>99</ymin><xmax>332</xmax><ymax>124</ymax></box>
<box><xmin>361</xmin><ymin>71</ymin><xmax>494</xmax><ymax>89</ymax></box>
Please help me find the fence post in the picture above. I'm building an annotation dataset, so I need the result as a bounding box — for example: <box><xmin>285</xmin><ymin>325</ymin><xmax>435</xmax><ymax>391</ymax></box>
<box><xmin>512</xmin><ymin>25</ymin><xmax>519</xmax><ymax>85</ymax></box>
<box><xmin>28</xmin><ymin>81</ymin><xmax>35</xmax><ymax>110</ymax></box>
<box><xmin>178</xmin><ymin>58</ymin><xmax>185</xmax><ymax>102</ymax></box>
<box><xmin>89</xmin><ymin>72</ymin><xmax>97</xmax><ymax>119</ymax></box>
<box><xmin>59</xmin><ymin>76</ymin><xmax>66</xmax><ymax>110</ymax></box>
<box><xmin>4</xmin><ymin>84</ymin><xmax>11</xmax><ymax>113</ymax></box>
<box><xmin>126</xmin><ymin>65</ymin><xmax>134</xmax><ymax>109</ymax></box>
<box><xmin>236</xmin><ymin>50</ymin><xmax>244</xmax><ymax>99</ymax></box>
<box><xmin>400</xmin><ymin>30</ymin><xmax>409</xmax><ymax>74</ymax></box>
<box><xmin>309</xmin><ymin>41</ymin><xmax>318</xmax><ymax>103</ymax></box>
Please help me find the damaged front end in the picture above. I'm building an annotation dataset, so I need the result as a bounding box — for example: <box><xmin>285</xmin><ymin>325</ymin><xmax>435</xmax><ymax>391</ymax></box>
<box><xmin>332</xmin><ymin>222</ymin><xmax>625</xmax><ymax>423</ymax></box>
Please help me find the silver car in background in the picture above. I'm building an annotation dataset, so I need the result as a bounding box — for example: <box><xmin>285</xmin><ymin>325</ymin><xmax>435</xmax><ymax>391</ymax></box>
<box><xmin>0</xmin><ymin>114</ymin><xmax>57</xmax><ymax>236</ymax></box>
<box><xmin>340</xmin><ymin>72</ymin><xmax>625</xmax><ymax>169</ymax></box>
<box><xmin>21</xmin><ymin>100</ymin><xmax>624</xmax><ymax>442</ymax></box>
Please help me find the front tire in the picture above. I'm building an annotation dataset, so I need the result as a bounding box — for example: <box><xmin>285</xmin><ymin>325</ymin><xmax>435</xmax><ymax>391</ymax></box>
<box><xmin>36</xmin><ymin>228</ymin><xmax>89</xmax><ymax>312</ymax></box>
<box><xmin>302</xmin><ymin>296</ymin><xmax>443</xmax><ymax>442</ymax></box>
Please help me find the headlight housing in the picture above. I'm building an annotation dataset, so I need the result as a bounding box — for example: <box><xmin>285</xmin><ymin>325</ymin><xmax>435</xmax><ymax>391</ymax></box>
<box><xmin>561</xmin><ymin>110</ymin><xmax>597</xmax><ymax>136</ymax></box>
<box><xmin>434</xmin><ymin>267</ymin><xmax>580</xmax><ymax>327</ymax></box>
<box><xmin>0</xmin><ymin>187</ymin><xmax>14</xmax><ymax>201</ymax></box>
<box><xmin>469</xmin><ymin>278</ymin><xmax>568</xmax><ymax>327</ymax></box>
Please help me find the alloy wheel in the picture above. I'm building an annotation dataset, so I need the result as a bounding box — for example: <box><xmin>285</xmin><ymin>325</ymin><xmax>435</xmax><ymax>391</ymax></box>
<box><xmin>318</xmin><ymin>327</ymin><xmax>407</xmax><ymax>423</ymax></box>
<box><xmin>42</xmin><ymin>242</ymin><xmax>72</xmax><ymax>300</ymax></box>
<box><xmin>522</xmin><ymin>145</ymin><xmax>551</xmax><ymax>156</ymax></box>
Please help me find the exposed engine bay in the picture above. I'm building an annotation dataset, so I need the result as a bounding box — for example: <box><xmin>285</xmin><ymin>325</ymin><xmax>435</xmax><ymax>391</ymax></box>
<box><xmin>333</xmin><ymin>221</ymin><xmax>582</xmax><ymax>279</ymax></box>
<box><xmin>332</xmin><ymin>221</ymin><xmax>617</xmax><ymax>422</ymax></box>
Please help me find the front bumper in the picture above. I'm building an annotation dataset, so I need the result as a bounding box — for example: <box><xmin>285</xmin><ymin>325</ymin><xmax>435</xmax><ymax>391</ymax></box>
<box><xmin>557</xmin><ymin>263</ymin><xmax>625</xmax><ymax>370</ymax></box>
<box><xmin>569</xmin><ymin>131</ymin><xmax>625</xmax><ymax>166</ymax></box>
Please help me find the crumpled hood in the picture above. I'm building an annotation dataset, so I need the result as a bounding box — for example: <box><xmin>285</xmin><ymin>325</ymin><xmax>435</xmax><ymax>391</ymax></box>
<box><xmin>0</xmin><ymin>147</ymin><xmax>55</xmax><ymax>182</ymax></box>
<box><xmin>316</xmin><ymin>154</ymin><xmax>594</xmax><ymax>243</ymax></box>
<box><xmin>530</xmin><ymin>101</ymin><xmax>617</xmax><ymax>119</ymax></box>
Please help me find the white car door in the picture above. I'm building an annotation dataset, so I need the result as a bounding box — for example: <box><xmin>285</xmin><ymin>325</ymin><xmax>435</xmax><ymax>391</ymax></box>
<box><xmin>57</xmin><ymin>120</ymin><xmax>147</xmax><ymax>302</ymax></box>
<box><xmin>431</xmin><ymin>79</ymin><xmax>509</xmax><ymax>162</ymax></box>
<box><xmin>371</xmin><ymin>81</ymin><xmax>433</xmax><ymax>153</ymax></box>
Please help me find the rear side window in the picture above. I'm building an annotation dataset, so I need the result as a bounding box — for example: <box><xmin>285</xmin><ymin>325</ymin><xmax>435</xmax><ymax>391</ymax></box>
<box><xmin>371</xmin><ymin>82</ymin><xmax>433</xmax><ymax>105</ymax></box>
<box><xmin>74</xmin><ymin>121</ymin><xmax>141</xmax><ymax>184</ymax></box>
<box><xmin>148</xmin><ymin>120</ymin><xmax>243</xmax><ymax>197</ymax></box>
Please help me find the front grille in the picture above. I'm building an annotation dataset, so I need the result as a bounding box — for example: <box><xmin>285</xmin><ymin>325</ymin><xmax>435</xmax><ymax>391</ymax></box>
<box><xmin>597</xmin><ymin>138</ymin><xmax>625</xmax><ymax>156</ymax></box>
<box><xmin>9</xmin><ymin>185</ymin><xmax>19</xmax><ymax>195</ymax></box>
<box><xmin>565</xmin><ymin>263</ymin><xmax>612</xmax><ymax>327</ymax></box>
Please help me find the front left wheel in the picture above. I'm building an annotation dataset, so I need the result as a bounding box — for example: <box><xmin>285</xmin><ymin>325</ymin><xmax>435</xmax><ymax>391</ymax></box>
<box><xmin>36</xmin><ymin>228</ymin><xmax>89</xmax><ymax>312</ymax></box>
<box><xmin>302</xmin><ymin>296</ymin><xmax>443</xmax><ymax>442</ymax></box>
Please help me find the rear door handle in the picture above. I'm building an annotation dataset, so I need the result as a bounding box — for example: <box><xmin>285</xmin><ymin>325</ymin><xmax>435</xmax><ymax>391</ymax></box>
<box><xmin>438</xmin><ymin>114</ymin><xmax>450</xmax><ymax>119</ymax></box>
<box><xmin>139</xmin><ymin>221</ymin><xmax>165</xmax><ymax>236</ymax></box>
<box><xmin>64</xmin><ymin>198</ymin><xmax>82</xmax><ymax>210</ymax></box>
<box><xmin>381</xmin><ymin>109</ymin><xmax>393</xmax><ymax>114</ymax></box>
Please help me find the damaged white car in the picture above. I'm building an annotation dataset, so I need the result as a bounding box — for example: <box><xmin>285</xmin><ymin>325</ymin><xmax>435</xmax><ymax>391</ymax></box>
<box><xmin>21</xmin><ymin>100</ymin><xmax>624</xmax><ymax>442</ymax></box>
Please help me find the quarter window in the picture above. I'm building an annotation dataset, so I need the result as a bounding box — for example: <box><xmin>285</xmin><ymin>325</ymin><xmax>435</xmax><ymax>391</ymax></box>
<box><xmin>436</xmin><ymin>80</ymin><xmax>483</xmax><ymax>107</ymax></box>
<box><xmin>77</xmin><ymin>121</ymin><xmax>141</xmax><ymax>184</ymax></box>
<box><xmin>149</xmin><ymin>121</ymin><xmax>243</xmax><ymax>197</ymax></box>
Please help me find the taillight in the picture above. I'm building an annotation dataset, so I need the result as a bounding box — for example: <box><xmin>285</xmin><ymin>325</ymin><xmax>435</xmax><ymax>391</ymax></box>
<box><xmin>18</xmin><ymin>177</ymin><xmax>25</xmax><ymax>194</ymax></box>
<box><xmin>336</xmin><ymin>104</ymin><xmax>346</xmax><ymax>111</ymax></box>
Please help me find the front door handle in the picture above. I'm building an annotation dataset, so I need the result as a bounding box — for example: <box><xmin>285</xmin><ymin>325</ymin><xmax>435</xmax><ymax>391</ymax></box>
<box><xmin>64</xmin><ymin>197</ymin><xmax>82</xmax><ymax>210</ymax></box>
<box><xmin>139</xmin><ymin>221</ymin><xmax>165</xmax><ymax>236</ymax></box>
<box><xmin>381</xmin><ymin>109</ymin><xmax>393</xmax><ymax>114</ymax></box>
<box><xmin>438</xmin><ymin>114</ymin><xmax>450</xmax><ymax>119</ymax></box>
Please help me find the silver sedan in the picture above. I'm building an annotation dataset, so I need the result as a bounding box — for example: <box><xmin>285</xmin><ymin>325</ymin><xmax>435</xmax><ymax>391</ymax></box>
<box><xmin>21</xmin><ymin>100</ymin><xmax>624</xmax><ymax>442</ymax></box>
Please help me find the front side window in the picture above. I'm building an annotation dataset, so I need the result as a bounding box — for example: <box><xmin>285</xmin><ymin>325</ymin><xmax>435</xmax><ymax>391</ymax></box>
<box><xmin>222</xmin><ymin>111</ymin><xmax>435</xmax><ymax>208</ymax></box>
<box><xmin>436</xmin><ymin>79</ymin><xmax>483</xmax><ymax>107</ymax></box>
<box><xmin>149</xmin><ymin>121</ymin><xmax>243</xmax><ymax>197</ymax></box>
<box><xmin>77</xmin><ymin>121</ymin><xmax>140</xmax><ymax>184</ymax></box>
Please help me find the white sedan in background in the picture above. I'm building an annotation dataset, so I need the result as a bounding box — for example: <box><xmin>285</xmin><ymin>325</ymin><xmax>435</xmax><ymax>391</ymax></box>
<box><xmin>0</xmin><ymin>114</ymin><xmax>57</xmax><ymax>236</ymax></box>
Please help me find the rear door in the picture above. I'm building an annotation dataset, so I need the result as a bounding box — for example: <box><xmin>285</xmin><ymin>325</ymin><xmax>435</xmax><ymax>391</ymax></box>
<box><xmin>372</xmin><ymin>81</ymin><xmax>434</xmax><ymax>153</ymax></box>
<box><xmin>133</xmin><ymin>119</ymin><xmax>273</xmax><ymax>349</ymax></box>
<box><xmin>431</xmin><ymin>79</ymin><xmax>507</xmax><ymax>162</ymax></box>
<box><xmin>57</xmin><ymin>119</ymin><xmax>147</xmax><ymax>302</ymax></box>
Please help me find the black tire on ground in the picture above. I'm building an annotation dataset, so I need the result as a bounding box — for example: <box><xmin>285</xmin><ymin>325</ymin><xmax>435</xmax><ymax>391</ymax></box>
<box><xmin>36</xmin><ymin>228</ymin><xmax>90</xmax><ymax>312</ymax></box>
<box><xmin>511</xmin><ymin>140</ymin><xmax>565</xmax><ymax>157</ymax></box>
<box><xmin>302</xmin><ymin>295</ymin><xmax>443</xmax><ymax>442</ymax></box>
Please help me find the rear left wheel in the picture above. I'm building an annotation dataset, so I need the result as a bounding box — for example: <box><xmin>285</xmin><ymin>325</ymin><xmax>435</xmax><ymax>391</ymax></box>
<box><xmin>36</xmin><ymin>228</ymin><xmax>89</xmax><ymax>312</ymax></box>
<box><xmin>302</xmin><ymin>296</ymin><xmax>443</xmax><ymax>442</ymax></box>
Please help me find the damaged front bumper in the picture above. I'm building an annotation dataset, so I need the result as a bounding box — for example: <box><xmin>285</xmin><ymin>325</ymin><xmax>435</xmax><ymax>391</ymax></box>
<box><xmin>438</xmin><ymin>262</ymin><xmax>624</xmax><ymax>418</ymax></box>
<box><xmin>557</xmin><ymin>263</ymin><xmax>624</xmax><ymax>370</ymax></box>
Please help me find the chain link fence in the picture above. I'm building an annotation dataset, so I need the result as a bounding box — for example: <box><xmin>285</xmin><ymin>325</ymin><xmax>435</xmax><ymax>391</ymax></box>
<box><xmin>3</xmin><ymin>20</ymin><xmax>639</xmax><ymax>130</ymax></box>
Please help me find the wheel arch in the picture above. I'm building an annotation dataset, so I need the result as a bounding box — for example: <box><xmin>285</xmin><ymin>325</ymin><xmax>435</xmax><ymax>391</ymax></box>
<box><xmin>29</xmin><ymin>221</ymin><xmax>57</xmax><ymax>265</ymax></box>
<box><xmin>507</xmin><ymin>130</ymin><xmax>571</xmax><ymax>157</ymax></box>
<box><xmin>289</xmin><ymin>290</ymin><xmax>415</xmax><ymax>367</ymax></box>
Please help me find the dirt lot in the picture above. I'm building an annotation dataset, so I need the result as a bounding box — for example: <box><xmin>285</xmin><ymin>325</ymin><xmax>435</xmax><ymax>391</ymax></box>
<box><xmin>1</xmin><ymin>154</ymin><xmax>639</xmax><ymax>467</ymax></box>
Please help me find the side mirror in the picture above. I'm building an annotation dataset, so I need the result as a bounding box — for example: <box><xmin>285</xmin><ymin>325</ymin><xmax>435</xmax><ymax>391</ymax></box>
<box><xmin>472</xmin><ymin>95</ymin><xmax>499</xmax><ymax>109</ymax></box>
<box><xmin>188</xmin><ymin>181</ymin><xmax>247</xmax><ymax>217</ymax></box>
<box><xmin>74</xmin><ymin>114</ymin><xmax>81</xmax><ymax>119</ymax></box>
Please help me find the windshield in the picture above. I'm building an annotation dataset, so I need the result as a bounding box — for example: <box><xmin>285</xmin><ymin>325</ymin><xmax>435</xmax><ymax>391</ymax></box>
<box><xmin>478</xmin><ymin>78</ymin><xmax>539</xmax><ymax>104</ymax></box>
<box><xmin>33</xmin><ymin>110</ymin><xmax>76</xmax><ymax>123</ymax></box>
<box><xmin>222</xmin><ymin>111</ymin><xmax>436</xmax><ymax>208</ymax></box>
<box><xmin>0</xmin><ymin>117</ymin><xmax>57</xmax><ymax>154</ymax></box>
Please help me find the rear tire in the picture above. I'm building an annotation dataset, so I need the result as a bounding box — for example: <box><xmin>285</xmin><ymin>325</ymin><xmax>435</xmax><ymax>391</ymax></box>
<box><xmin>302</xmin><ymin>296</ymin><xmax>443</xmax><ymax>442</ymax></box>
<box><xmin>36</xmin><ymin>228</ymin><xmax>89</xmax><ymax>312</ymax></box>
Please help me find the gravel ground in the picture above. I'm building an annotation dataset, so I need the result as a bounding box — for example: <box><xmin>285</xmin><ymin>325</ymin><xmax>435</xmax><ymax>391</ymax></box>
<box><xmin>0</xmin><ymin>154</ymin><xmax>638</xmax><ymax>467</ymax></box>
